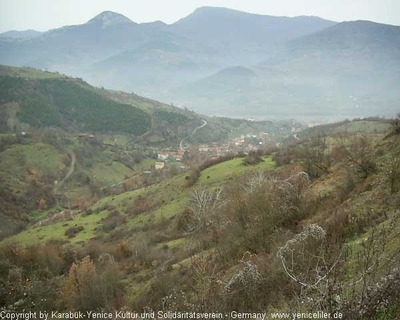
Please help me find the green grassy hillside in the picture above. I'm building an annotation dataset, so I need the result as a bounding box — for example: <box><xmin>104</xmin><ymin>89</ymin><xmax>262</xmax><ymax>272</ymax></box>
<box><xmin>1</xmin><ymin>123</ymin><xmax>399</xmax><ymax>317</ymax></box>
<box><xmin>5</xmin><ymin>155</ymin><xmax>276</xmax><ymax>245</ymax></box>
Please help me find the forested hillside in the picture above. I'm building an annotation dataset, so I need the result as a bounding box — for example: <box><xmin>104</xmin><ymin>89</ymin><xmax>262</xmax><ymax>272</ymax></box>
<box><xmin>0</xmin><ymin>73</ymin><xmax>151</xmax><ymax>135</ymax></box>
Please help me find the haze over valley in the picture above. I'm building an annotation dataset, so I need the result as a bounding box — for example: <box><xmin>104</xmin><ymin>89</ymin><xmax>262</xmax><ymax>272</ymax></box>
<box><xmin>1</xmin><ymin>6</ymin><xmax>399</xmax><ymax>120</ymax></box>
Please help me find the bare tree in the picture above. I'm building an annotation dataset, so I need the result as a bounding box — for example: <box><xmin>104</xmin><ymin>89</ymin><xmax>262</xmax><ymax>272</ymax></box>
<box><xmin>339</xmin><ymin>134</ymin><xmax>376</xmax><ymax>179</ymax></box>
<box><xmin>184</xmin><ymin>186</ymin><xmax>227</xmax><ymax>234</ymax></box>
<box><xmin>300</xmin><ymin>134</ymin><xmax>331</xmax><ymax>178</ymax></box>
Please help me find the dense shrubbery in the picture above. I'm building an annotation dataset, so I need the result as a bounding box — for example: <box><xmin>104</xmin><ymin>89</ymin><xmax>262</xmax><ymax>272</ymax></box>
<box><xmin>242</xmin><ymin>150</ymin><xmax>264</xmax><ymax>166</ymax></box>
<box><xmin>63</xmin><ymin>254</ymin><xmax>124</xmax><ymax>311</ymax></box>
<box><xmin>65</xmin><ymin>225</ymin><xmax>84</xmax><ymax>238</ymax></box>
<box><xmin>101</xmin><ymin>210</ymin><xmax>127</xmax><ymax>233</ymax></box>
<box><xmin>0</xmin><ymin>243</ymin><xmax>66</xmax><ymax>312</ymax></box>
<box><xmin>198</xmin><ymin>153</ymin><xmax>237</xmax><ymax>170</ymax></box>
<box><xmin>126</xmin><ymin>195</ymin><xmax>158</xmax><ymax>216</ymax></box>
<box><xmin>0</xmin><ymin>242</ymin><xmax>124</xmax><ymax>313</ymax></box>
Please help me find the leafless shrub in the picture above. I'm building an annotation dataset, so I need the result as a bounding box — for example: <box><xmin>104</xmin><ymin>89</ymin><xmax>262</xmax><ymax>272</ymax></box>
<box><xmin>219</xmin><ymin>252</ymin><xmax>263</xmax><ymax>311</ymax></box>
<box><xmin>223</xmin><ymin>258</ymin><xmax>262</xmax><ymax>297</ymax></box>
<box><xmin>161</xmin><ymin>289</ymin><xmax>197</xmax><ymax>312</ymax></box>
<box><xmin>277</xmin><ymin>224</ymin><xmax>336</xmax><ymax>289</ymax></box>
<box><xmin>218</xmin><ymin>171</ymin><xmax>311</xmax><ymax>259</ymax></box>
<box><xmin>278</xmin><ymin>213</ymin><xmax>400</xmax><ymax>318</ymax></box>
<box><xmin>243</xmin><ymin>170</ymin><xmax>269</xmax><ymax>193</ymax></box>
<box><xmin>188</xmin><ymin>252</ymin><xmax>221</xmax><ymax>308</ymax></box>
<box><xmin>183</xmin><ymin>187</ymin><xmax>227</xmax><ymax>234</ymax></box>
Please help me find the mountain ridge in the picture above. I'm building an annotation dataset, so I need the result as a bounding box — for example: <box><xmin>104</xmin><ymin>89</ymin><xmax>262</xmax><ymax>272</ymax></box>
<box><xmin>0</xmin><ymin>8</ymin><xmax>398</xmax><ymax>120</ymax></box>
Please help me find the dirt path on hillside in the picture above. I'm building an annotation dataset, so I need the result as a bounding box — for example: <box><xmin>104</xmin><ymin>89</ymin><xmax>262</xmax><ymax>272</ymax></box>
<box><xmin>54</xmin><ymin>150</ymin><xmax>76</xmax><ymax>194</ymax></box>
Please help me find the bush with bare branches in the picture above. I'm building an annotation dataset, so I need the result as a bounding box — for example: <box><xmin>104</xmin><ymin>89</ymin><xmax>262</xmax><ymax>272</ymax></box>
<box><xmin>277</xmin><ymin>213</ymin><xmax>400</xmax><ymax>319</ymax></box>
<box><xmin>181</xmin><ymin>186</ymin><xmax>227</xmax><ymax>235</ymax></box>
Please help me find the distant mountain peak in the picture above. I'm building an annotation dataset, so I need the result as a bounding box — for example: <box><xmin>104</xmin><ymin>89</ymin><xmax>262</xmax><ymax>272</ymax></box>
<box><xmin>0</xmin><ymin>29</ymin><xmax>43</xmax><ymax>39</ymax></box>
<box><xmin>87</xmin><ymin>11</ymin><xmax>134</xmax><ymax>28</ymax></box>
<box><xmin>191</xmin><ymin>6</ymin><xmax>250</xmax><ymax>16</ymax></box>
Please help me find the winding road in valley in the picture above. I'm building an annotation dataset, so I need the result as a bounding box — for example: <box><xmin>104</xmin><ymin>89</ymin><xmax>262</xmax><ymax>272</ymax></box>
<box><xmin>179</xmin><ymin>119</ymin><xmax>208</xmax><ymax>151</ymax></box>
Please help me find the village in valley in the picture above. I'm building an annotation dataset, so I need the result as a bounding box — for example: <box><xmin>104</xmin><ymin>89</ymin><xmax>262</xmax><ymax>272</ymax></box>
<box><xmin>153</xmin><ymin>130</ymin><xmax>295</xmax><ymax>170</ymax></box>
<box><xmin>70</xmin><ymin>119</ymin><xmax>304</xmax><ymax>189</ymax></box>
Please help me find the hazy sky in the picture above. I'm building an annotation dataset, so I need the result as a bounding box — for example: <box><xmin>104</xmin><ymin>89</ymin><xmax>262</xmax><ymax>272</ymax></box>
<box><xmin>0</xmin><ymin>0</ymin><xmax>399</xmax><ymax>33</ymax></box>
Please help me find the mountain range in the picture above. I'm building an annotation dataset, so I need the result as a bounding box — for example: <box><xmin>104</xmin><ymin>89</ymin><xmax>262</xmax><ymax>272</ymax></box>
<box><xmin>0</xmin><ymin>7</ymin><xmax>399</xmax><ymax>119</ymax></box>
<box><xmin>172</xmin><ymin>20</ymin><xmax>400</xmax><ymax>119</ymax></box>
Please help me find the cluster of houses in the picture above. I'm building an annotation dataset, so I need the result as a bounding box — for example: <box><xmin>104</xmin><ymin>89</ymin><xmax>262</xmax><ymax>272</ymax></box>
<box><xmin>198</xmin><ymin>144</ymin><xmax>230</xmax><ymax>154</ymax></box>
<box><xmin>157</xmin><ymin>149</ymin><xmax>185</xmax><ymax>162</ymax></box>
<box><xmin>154</xmin><ymin>149</ymin><xmax>186</xmax><ymax>170</ymax></box>
<box><xmin>153</xmin><ymin>133</ymin><xmax>270</xmax><ymax>170</ymax></box>
<box><xmin>195</xmin><ymin>138</ymin><xmax>266</xmax><ymax>160</ymax></box>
